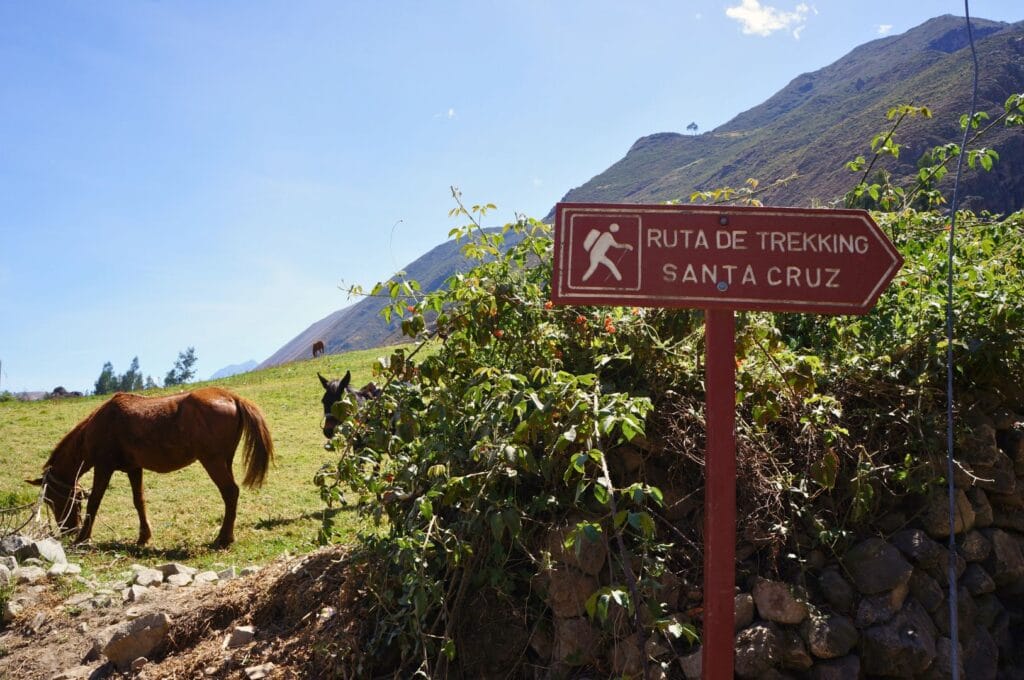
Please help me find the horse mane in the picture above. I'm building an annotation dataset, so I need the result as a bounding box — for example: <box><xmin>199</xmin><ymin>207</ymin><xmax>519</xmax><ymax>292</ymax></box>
<box><xmin>44</xmin><ymin>401</ymin><xmax>105</xmax><ymax>472</ymax></box>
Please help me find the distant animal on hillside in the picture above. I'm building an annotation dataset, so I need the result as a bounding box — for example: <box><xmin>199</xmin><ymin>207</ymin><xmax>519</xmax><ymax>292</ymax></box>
<box><xmin>312</xmin><ymin>340</ymin><xmax>326</xmax><ymax>358</ymax></box>
<box><xmin>28</xmin><ymin>387</ymin><xmax>274</xmax><ymax>548</ymax></box>
<box><xmin>318</xmin><ymin>371</ymin><xmax>381</xmax><ymax>438</ymax></box>
<box><xmin>48</xmin><ymin>386</ymin><xmax>83</xmax><ymax>399</ymax></box>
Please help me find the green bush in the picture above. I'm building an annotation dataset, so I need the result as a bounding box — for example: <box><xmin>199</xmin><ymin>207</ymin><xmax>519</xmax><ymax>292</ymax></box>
<box><xmin>315</xmin><ymin>198</ymin><xmax>1023</xmax><ymax>675</ymax></box>
<box><xmin>315</xmin><ymin>98</ymin><xmax>1024</xmax><ymax>673</ymax></box>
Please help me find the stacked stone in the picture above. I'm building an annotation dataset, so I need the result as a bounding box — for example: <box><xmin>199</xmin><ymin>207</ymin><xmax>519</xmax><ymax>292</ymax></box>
<box><xmin>523</xmin><ymin>412</ymin><xmax>1024</xmax><ymax>679</ymax></box>
<box><xmin>685</xmin><ymin>411</ymin><xmax>1024</xmax><ymax>679</ymax></box>
<box><xmin>1</xmin><ymin>534</ymin><xmax>81</xmax><ymax>622</ymax></box>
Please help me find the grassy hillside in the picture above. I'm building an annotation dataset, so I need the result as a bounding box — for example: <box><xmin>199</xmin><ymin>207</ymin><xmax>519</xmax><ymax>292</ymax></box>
<box><xmin>260</xmin><ymin>228</ymin><xmax>522</xmax><ymax>368</ymax></box>
<box><xmin>0</xmin><ymin>346</ymin><xmax>411</xmax><ymax>575</ymax></box>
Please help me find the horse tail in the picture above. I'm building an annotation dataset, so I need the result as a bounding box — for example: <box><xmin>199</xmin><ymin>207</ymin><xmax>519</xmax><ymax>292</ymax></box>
<box><xmin>235</xmin><ymin>396</ymin><xmax>275</xmax><ymax>488</ymax></box>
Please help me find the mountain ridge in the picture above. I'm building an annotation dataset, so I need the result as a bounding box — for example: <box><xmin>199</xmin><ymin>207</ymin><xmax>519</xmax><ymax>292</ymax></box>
<box><xmin>260</xmin><ymin>229</ymin><xmax>520</xmax><ymax>367</ymax></box>
<box><xmin>264</xmin><ymin>15</ymin><xmax>1024</xmax><ymax>365</ymax></box>
<box><xmin>554</xmin><ymin>15</ymin><xmax>1024</xmax><ymax>215</ymax></box>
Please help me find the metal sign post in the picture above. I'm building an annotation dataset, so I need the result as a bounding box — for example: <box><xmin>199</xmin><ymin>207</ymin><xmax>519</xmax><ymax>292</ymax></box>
<box><xmin>551</xmin><ymin>202</ymin><xmax>902</xmax><ymax>679</ymax></box>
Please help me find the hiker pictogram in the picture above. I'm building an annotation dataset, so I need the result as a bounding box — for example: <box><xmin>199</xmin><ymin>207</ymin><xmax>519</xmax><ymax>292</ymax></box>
<box><xmin>581</xmin><ymin>223</ymin><xmax>634</xmax><ymax>282</ymax></box>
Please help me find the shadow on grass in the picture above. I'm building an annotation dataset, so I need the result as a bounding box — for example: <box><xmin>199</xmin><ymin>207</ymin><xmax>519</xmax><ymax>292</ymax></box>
<box><xmin>253</xmin><ymin>506</ymin><xmax>351</xmax><ymax>531</ymax></box>
<box><xmin>75</xmin><ymin>541</ymin><xmax>200</xmax><ymax>561</ymax></box>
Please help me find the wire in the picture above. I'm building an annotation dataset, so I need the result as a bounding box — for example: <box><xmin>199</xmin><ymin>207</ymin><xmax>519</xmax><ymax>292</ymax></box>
<box><xmin>943</xmin><ymin>3</ymin><xmax>980</xmax><ymax>677</ymax></box>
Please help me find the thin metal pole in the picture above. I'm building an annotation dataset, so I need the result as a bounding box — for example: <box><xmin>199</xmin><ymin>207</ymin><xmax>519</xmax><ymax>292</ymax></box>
<box><xmin>702</xmin><ymin>308</ymin><xmax>737</xmax><ymax>678</ymax></box>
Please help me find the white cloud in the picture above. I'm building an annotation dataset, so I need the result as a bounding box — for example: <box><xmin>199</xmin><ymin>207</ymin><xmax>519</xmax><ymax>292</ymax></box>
<box><xmin>532</xmin><ymin>177</ymin><xmax>543</xmax><ymax>187</ymax></box>
<box><xmin>877</xmin><ymin>24</ymin><xmax>893</xmax><ymax>35</ymax></box>
<box><xmin>433</xmin><ymin>107</ymin><xmax>457</xmax><ymax>120</ymax></box>
<box><xmin>725</xmin><ymin>0</ymin><xmax>813</xmax><ymax>38</ymax></box>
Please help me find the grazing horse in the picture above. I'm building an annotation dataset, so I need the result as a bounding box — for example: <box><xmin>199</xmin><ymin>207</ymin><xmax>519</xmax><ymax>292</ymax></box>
<box><xmin>28</xmin><ymin>388</ymin><xmax>274</xmax><ymax>548</ymax></box>
<box><xmin>318</xmin><ymin>371</ymin><xmax>381</xmax><ymax>438</ymax></box>
<box><xmin>312</xmin><ymin>340</ymin><xmax>325</xmax><ymax>358</ymax></box>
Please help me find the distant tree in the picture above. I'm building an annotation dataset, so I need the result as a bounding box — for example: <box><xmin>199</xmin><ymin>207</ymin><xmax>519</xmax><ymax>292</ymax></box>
<box><xmin>94</xmin><ymin>357</ymin><xmax>149</xmax><ymax>395</ymax></box>
<box><xmin>94</xmin><ymin>361</ymin><xmax>117</xmax><ymax>395</ymax></box>
<box><xmin>165</xmin><ymin>347</ymin><xmax>198</xmax><ymax>386</ymax></box>
<box><xmin>686</xmin><ymin>121</ymin><xmax>699</xmax><ymax>135</ymax></box>
<box><xmin>117</xmin><ymin>356</ymin><xmax>144</xmax><ymax>392</ymax></box>
<box><xmin>144</xmin><ymin>375</ymin><xmax>158</xmax><ymax>390</ymax></box>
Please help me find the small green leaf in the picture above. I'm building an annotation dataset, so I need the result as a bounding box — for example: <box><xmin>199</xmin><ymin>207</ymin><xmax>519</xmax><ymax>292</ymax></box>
<box><xmin>810</xmin><ymin>449</ymin><xmax>840</xmax><ymax>490</ymax></box>
<box><xmin>419</xmin><ymin>497</ymin><xmax>434</xmax><ymax>521</ymax></box>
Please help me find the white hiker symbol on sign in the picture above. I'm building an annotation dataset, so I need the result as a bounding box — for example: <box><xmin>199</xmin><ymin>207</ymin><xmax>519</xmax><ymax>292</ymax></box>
<box><xmin>581</xmin><ymin>223</ymin><xmax>635</xmax><ymax>282</ymax></box>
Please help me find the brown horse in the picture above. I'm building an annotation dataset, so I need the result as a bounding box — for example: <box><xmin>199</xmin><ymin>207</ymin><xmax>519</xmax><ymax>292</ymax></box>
<box><xmin>312</xmin><ymin>340</ymin><xmax>325</xmax><ymax>358</ymax></box>
<box><xmin>28</xmin><ymin>388</ymin><xmax>274</xmax><ymax>548</ymax></box>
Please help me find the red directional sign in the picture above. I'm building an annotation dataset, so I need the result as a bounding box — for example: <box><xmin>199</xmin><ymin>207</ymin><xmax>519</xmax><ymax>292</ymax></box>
<box><xmin>550</xmin><ymin>201</ymin><xmax>904</xmax><ymax>680</ymax></box>
<box><xmin>552</xmin><ymin>202</ymin><xmax>903</xmax><ymax>315</ymax></box>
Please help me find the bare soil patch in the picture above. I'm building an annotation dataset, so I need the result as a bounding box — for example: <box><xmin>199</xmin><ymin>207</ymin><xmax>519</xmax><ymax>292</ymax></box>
<box><xmin>0</xmin><ymin>547</ymin><xmax>367</xmax><ymax>679</ymax></box>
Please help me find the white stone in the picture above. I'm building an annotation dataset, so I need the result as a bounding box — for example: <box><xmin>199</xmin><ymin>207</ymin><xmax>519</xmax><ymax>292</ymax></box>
<box><xmin>157</xmin><ymin>562</ymin><xmax>197</xmax><ymax>578</ymax></box>
<box><xmin>244</xmin><ymin>662</ymin><xmax>275</xmax><ymax>679</ymax></box>
<box><xmin>65</xmin><ymin>593</ymin><xmax>93</xmax><ymax>607</ymax></box>
<box><xmin>166</xmin><ymin>573</ymin><xmax>193</xmax><ymax>587</ymax></box>
<box><xmin>34</xmin><ymin>537</ymin><xmax>67</xmax><ymax>564</ymax></box>
<box><xmin>48</xmin><ymin>562</ymin><xmax>69</xmax><ymax>577</ymax></box>
<box><xmin>224</xmin><ymin>624</ymin><xmax>256</xmax><ymax>649</ymax></box>
<box><xmin>13</xmin><ymin>565</ymin><xmax>47</xmax><ymax>584</ymax></box>
<box><xmin>133</xmin><ymin>568</ymin><xmax>164</xmax><ymax>587</ymax></box>
<box><xmin>239</xmin><ymin>565</ymin><xmax>260</xmax><ymax>577</ymax></box>
<box><xmin>194</xmin><ymin>570</ymin><xmax>219</xmax><ymax>585</ymax></box>
<box><xmin>94</xmin><ymin>612</ymin><xmax>171</xmax><ymax>671</ymax></box>
<box><xmin>217</xmin><ymin>566</ymin><xmax>237</xmax><ymax>580</ymax></box>
<box><xmin>123</xmin><ymin>584</ymin><xmax>149</xmax><ymax>603</ymax></box>
<box><xmin>2</xmin><ymin>599</ymin><xmax>23</xmax><ymax>623</ymax></box>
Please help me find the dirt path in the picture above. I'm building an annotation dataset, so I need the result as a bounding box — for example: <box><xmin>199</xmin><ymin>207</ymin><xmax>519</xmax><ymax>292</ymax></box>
<box><xmin>0</xmin><ymin>547</ymin><xmax>360</xmax><ymax>679</ymax></box>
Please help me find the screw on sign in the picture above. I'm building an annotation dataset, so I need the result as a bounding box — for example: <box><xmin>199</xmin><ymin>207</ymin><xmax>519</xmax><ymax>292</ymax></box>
<box><xmin>550</xmin><ymin>202</ymin><xmax>903</xmax><ymax>679</ymax></box>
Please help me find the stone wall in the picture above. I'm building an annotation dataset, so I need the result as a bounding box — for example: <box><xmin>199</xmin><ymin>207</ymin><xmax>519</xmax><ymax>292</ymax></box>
<box><xmin>528</xmin><ymin>413</ymin><xmax>1024</xmax><ymax>679</ymax></box>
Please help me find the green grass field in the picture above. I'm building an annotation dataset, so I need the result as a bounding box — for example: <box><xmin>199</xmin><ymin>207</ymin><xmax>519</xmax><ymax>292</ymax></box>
<box><xmin>0</xmin><ymin>347</ymin><xmax>402</xmax><ymax>576</ymax></box>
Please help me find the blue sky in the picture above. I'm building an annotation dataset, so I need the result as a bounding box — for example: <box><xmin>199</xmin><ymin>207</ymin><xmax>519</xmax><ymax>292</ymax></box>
<box><xmin>1</xmin><ymin>1</ymin><xmax>1020</xmax><ymax>393</ymax></box>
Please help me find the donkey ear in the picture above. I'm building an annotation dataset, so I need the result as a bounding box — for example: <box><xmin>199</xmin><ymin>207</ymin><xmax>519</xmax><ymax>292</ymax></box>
<box><xmin>339</xmin><ymin>370</ymin><xmax>351</xmax><ymax>389</ymax></box>
<box><xmin>318</xmin><ymin>372</ymin><xmax>330</xmax><ymax>389</ymax></box>
<box><xmin>26</xmin><ymin>477</ymin><xmax>43</xmax><ymax>486</ymax></box>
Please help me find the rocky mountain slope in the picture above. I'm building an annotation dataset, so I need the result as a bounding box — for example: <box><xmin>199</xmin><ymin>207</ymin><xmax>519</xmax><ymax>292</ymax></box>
<box><xmin>264</xmin><ymin>15</ymin><xmax>1024</xmax><ymax>366</ymax></box>
<box><xmin>556</xmin><ymin>15</ymin><xmax>1024</xmax><ymax>214</ymax></box>
<box><xmin>260</xmin><ymin>230</ymin><xmax>520</xmax><ymax>367</ymax></box>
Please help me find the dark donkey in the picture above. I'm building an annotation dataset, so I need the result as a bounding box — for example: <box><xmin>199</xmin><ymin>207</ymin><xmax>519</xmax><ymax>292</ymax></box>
<box><xmin>29</xmin><ymin>387</ymin><xmax>274</xmax><ymax>547</ymax></box>
<box><xmin>318</xmin><ymin>371</ymin><xmax>381</xmax><ymax>438</ymax></box>
<box><xmin>312</xmin><ymin>340</ymin><xmax>325</xmax><ymax>358</ymax></box>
